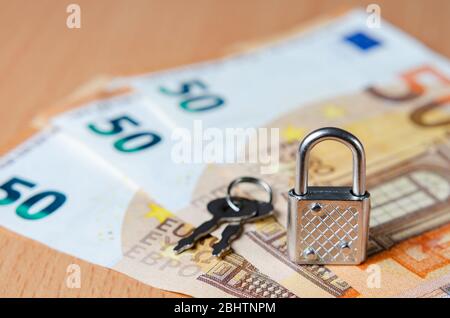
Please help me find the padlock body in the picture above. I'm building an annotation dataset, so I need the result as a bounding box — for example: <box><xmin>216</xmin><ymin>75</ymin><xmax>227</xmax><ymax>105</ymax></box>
<box><xmin>287</xmin><ymin>186</ymin><xmax>370</xmax><ymax>265</ymax></box>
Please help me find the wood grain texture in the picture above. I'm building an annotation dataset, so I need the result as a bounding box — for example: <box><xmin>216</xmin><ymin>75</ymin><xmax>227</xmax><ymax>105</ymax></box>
<box><xmin>0</xmin><ymin>0</ymin><xmax>449</xmax><ymax>298</ymax></box>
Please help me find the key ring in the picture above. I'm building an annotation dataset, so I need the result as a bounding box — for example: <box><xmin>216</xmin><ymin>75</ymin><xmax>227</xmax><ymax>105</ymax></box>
<box><xmin>226</xmin><ymin>176</ymin><xmax>273</xmax><ymax>212</ymax></box>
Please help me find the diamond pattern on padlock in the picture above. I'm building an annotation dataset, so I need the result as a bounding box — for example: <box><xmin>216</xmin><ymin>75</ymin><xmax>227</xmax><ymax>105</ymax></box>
<box><xmin>287</xmin><ymin>127</ymin><xmax>371</xmax><ymax>265</ymax></box>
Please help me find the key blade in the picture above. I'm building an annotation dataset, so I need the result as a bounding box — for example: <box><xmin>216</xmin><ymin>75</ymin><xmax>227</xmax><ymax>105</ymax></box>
<box><xmin>173</xmin><ymin>239</ymin><xmax>194</xmax><ymax>254</ymax></box>
<box><xmin>173</xmin><ymin>218</ymin><xmax>218</xmax><ymax>254</ymax></box>
<box><xmin>212</xmin><ymin>201</ymin><xmax>274</xmax><ymax>257</ymax></box>
<box><xmin>174</xmin><ymin>197</ymin><xmax>258</xmax><ymax>254</ymax></box>
<box><xmin>212</xmin><ymin>223</ymin><xmax>243</xmax><ymax>257</ymax></box>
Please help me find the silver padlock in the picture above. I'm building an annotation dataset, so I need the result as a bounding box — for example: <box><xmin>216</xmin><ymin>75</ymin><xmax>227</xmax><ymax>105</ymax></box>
<box><xmin>287</xmin><ymin>127</ymin><xmax>370</xmax><ymax>265</ymax></box>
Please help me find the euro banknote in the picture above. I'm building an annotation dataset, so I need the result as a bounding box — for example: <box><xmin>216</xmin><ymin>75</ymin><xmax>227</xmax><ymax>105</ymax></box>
<box><xmin>191</xmin><ymin>79</ymin><xmax>450</xmax><ymax>297</ymax></box>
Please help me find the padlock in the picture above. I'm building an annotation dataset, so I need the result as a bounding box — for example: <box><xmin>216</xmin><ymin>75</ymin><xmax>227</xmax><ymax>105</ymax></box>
<box><xmin>287</xmin><ymin>127</ymin><xmax>370</xmax><ymax>265</ymax></box>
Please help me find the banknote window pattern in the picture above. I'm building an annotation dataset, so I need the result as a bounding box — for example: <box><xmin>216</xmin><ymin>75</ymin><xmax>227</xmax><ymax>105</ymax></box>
<box><xmin>197</xmin><ymin>254</ymin><xmax>297</xmax><ymax>298</ymax></box>
<box><xmin>370</xmin><ymin>171</ymin><xmax>449</xmax><ymax>227</ymax></box>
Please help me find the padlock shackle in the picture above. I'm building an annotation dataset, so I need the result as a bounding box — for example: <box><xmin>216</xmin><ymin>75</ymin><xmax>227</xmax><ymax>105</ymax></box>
<box><xmin>295</xmin><ymin>127</ymin><xmax>367</xmax><ymax>196</ymax></box>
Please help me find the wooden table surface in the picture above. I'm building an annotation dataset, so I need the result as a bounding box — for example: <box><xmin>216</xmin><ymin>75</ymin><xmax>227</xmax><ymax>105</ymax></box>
<box><xmin>0</xmin><ymin>0</ymin><xmax>449</xmax><ymax>297</ymax></box>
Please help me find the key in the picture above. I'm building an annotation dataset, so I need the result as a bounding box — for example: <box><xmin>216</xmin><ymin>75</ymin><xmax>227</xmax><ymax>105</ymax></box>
<box><xmin>173</xmin><ymin>197</ymin><xmax>257</xmax><ymax>254</ymax></box>
<box><xmin>212</xmin><ymin>200</ymin><xmax>274</xmax><ymax>257</ymax></box>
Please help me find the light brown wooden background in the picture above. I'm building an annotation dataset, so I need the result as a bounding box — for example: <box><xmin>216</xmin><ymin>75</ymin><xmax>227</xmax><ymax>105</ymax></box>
<box><xmin>0</xmin><ymin>0</ymin><xmax>449</xmax><ymax>297</ymax></box>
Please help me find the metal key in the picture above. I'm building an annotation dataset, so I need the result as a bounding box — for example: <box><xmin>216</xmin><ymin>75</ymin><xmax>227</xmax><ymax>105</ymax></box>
<box><xmin>212</xmin><ymin>200</ymin><xmax>274</xmax><ymax>257</ymax></box>
<box><xmin>173</xmin><ymin>197</ymin><xmax>257</xmax><ymax>254</ymax></box>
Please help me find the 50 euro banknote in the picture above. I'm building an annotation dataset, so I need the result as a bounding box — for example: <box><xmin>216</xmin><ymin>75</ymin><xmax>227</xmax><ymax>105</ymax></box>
<box><xmin>194</xmin><ymin>74</ymin><xmax>450</xmax><ymax>297</ymax></box>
